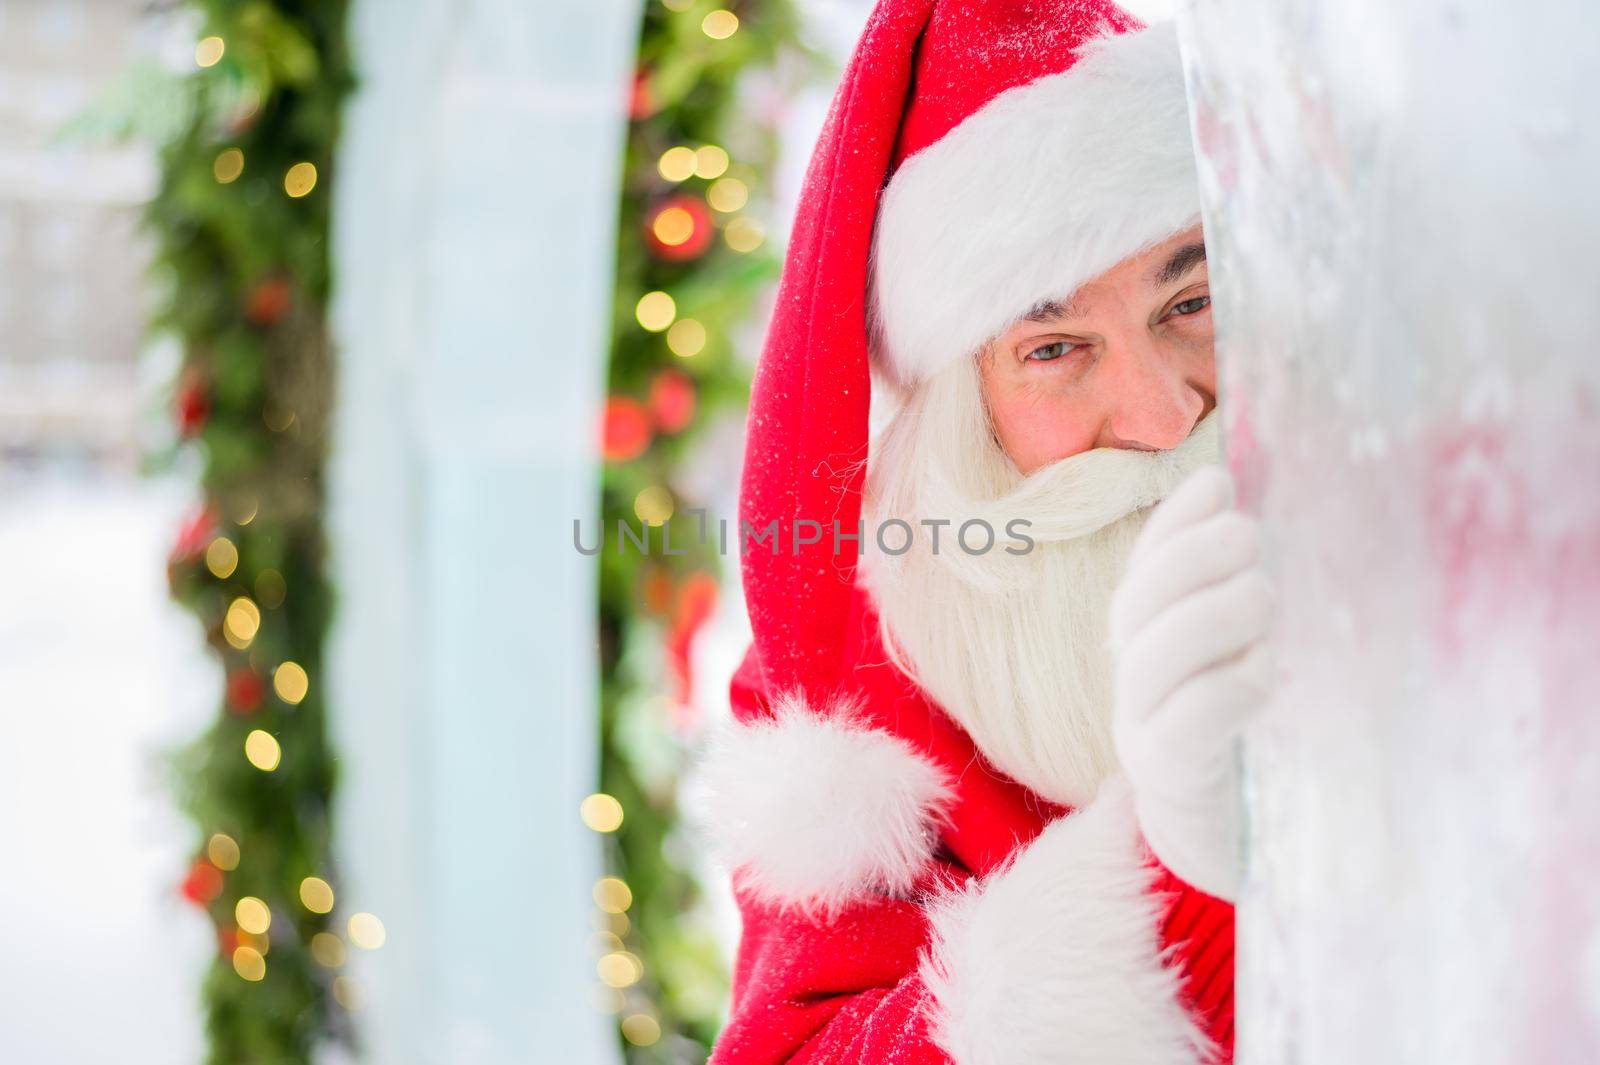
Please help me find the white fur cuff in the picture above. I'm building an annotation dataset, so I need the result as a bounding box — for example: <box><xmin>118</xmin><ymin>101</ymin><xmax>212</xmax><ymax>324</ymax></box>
<box><xmin>919</xmin><ymin>775</ymin><xmax>1211</xmax><ymax>1064</ymax></box>
<box><xmin>684</xmin><ymin>692</ymin><xmax>952</xmax><ymax>917</ymax></box>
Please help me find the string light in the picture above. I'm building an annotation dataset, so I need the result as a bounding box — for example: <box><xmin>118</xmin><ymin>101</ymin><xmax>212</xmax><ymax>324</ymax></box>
<box><xmin>224</xmin><ymin>596</ymin><xmax>261</xmax><ymax>649</ymax></box>
<box><xmin>694</xmin><ymin>145</ymin><xmax>729</xmax><ymax>179</ymax></box>
<box><xmin>213</xmin><ymin>149</ymin><xmax>244</xmax><ymax>184</ymax></box>
<box><xmin>593</xmin><ymin>876</ymin><xmax>633</xmax><ymax>914</ymax></box>
<box><xmin>348</xmin><ymin>912</ymin><xmax>386</xmax><ymax>950</ymax></box>
<box><xmin>195</xmin><ymin>36</ymin><xmax>225</xmax><ymax>68</ymax></box>
<box><xmin>273</xmin><ymin>662</ymin><xmax>309</xmax><ymax>705</ymax></box>
<box><xmin>634</xmin><ymin>291</ymin><xmax>676</xmax><ymax>332</ymax></box>
<box><xmin>232</xmin><ymin>946</ymin><xmax>266</xmax><ymax>981</ymax></box>
<box><xmin>657</xmin><ymin>146</ymin><xmax>697</xmax><ymax>182</ymax></box>
<box><xmin>633</xmin><ymin>486</ymin><xmax>674</xmax><ymax>526</ymax></box>
<box><xmin>707</xmin><ymin>177</ymin><xmax>748</xmax><ymax>213</ymax></box>
<box><xmin>244</xmin><ymin>729</ymin><xmax>281</xmax><ymax>772</ymax></box>
<box><xmin>206</xmin><ymin>537</ymin><xmax>239</xmax><ymax>579</ymax></box>
<box><xmin>235</xmin><ymin>896</ymin><xmax>272</xmax><ymax>935</ymax></box>
<box><xmin>651</xmin><ymin>207</ymin><xmax>696</xmax><ymax>247</ymax></box>
<box><xmin>666</xmin><ymin>318</ymin><xmax>706</xmax><ymax>357</ymax></box>
<box><xmin>299</xmin><ymin>877</ymin><xmax>335</xmax><ymax>914</ymax></box>
<box><xmin>332</xmin><ymin>976</ymin><xmax>365</xmax><ymax>1010</ymax></box>
<box><xmin>207</xmin><ymin>833</ymin><xmax>240</xmax><ymax>871</ymax></box>
<box><xmin>255</xmin><ymin>569</ymin><xmax>286</xmax><ymax>608</ymax></box>
<box><xmin>310</xmin><ymin>932</ymin><xmax>346</xmax><ymax>968</ymax></box>
<box><xmin>622</xmin><ymin>1014</ymin><xmax>662</xmax><ymax>1047</ymax></box>
<box><xmin>580</xmin><ymin>793</ymin><xmax>625</xmax><ymax>832</ymax></box>
<box><xmin>724</xmin><ymin>216</ymin><xmax>765</xmax><ymax>253</ymax></box>
<box><xmin>702</xmin><ymin>10</ymin><xmax>739</xmax><ymax>39</ymax></box>
<box><xmin>597</xmin><ymin>950</ymin><xmax>643</xmax><ymax>988</ymax></box>
<box><xmin>284</xmin><ymin>162</ymin><xmax>318</xmax><ymax>198</ymax></box>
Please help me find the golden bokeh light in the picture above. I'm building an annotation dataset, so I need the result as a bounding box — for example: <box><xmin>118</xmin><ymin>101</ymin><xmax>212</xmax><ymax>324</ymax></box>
<box><xmin>593</xmin><ymin>984</ymin><xmax>626</xmax><ymax>1012</ymax></box>
<box><xmin>633</xmin><ymin>486</ymin><xmax>674</xmax><ymax>527</ymax></box>
<box><xmin>213</xmin><ymin>148</ymin><xmax>245</xmax><ymax>184</ymax></box>
<box><xmin>724</xmin><ymin>216</ymin><xmax>765</xmax><ymax>253</ymax></box>
<box><xmin>232</xmin><ymin>946</ymin><xmax>266</xmax><ymax>981</ymax></box>
<box><xmin>651</xmin><ymin>207</ymin><xmax>695</xmax><ymax>247</ymax></box>
<box><xmin>592</xmin><ymin>930</ymin><xmax>625</xmax><ymax>955</ymax></box>
<box><xmin>284</xmin><ymin>162</ymin><xmax>318</xmax><ymax>198</ymax></box>
<box><xmin>634</xmin><ymin>291</ymin><xmax>676</xmax><ymax>332</ymax></box>
<box><xmin>310</xmin><ymin>932</ymin><xmax>346</xmax><ymax>968</ymax></box>
<box><xmin>597</xmin><ymin>950</ymin><xmax>643</xmax><ymax>988</ymax></box>
<box><xmin>255</xmin><ymin>568</ymin><xmax>286</xmax><ymax>608</ymax></box>
<box><xmin>195</xmin><ymin>36</ymin><xmax>225</xmax><ymax>68</ymax></box>
<box><xmin>208</xmin><ymin>833</ymin><xmax>240</xmax><ymax>871</ymax></box>
<box><xmin>661</xmin><ymin>0</ymin><xmax>693</xmax><ymax>10</ymax></box>
<box><xmin>232</xmin><ymin>496</ymin><xmax>259</xmax><ymax>526</ymax></box>
<box><xmin>707</xmin><ymin>177</ymin><xmax>748</xmax><ymax>213</ymax></box>
<box><xmin>622</xmin><ymin>1014</ymin><xmax>662</xmax><ymax>1047</ymax></box>
<box><xmin>244</xmin><ymin>729</ymin><xmax>281</xmax><ymax>772</ymax></box>
<box><xmin>205</xmin><ymin>537</ymin><xmax>239</xmax><ymax>578</ymax></box>
<box><xmin>580</xmin><ymin>793</ymin><xmax>625</xmax><ymax>833</ymax></box>
<box><xmin>224</xmin><ymin>596</ymin><xmax>261</xmax><ymax>649</ymax></box>
<box><xmin>593</xmin><ymin>876</ymin><xmax>634</xmax><ymax>914</ymax></box>
<box><xmin>702</xmin><ymin>10</ymin><xmax>739</xmax><ymax>39</ymax></box>
<box><xmin>273</xmin><ymin>661</ymin><xmax>309</xmax><ymax>705</ymax></box>
<box><xmin>666</xmin><ymin>317</ymin><xmax>706</xmax><ymax>357</ymax></box>
<box><xmin>235</xmin><ymin>896</ymin><xmax>272</xmax><ymax>935</ymax></box>
<box><xmin>657</xmin><ymin>145</ymin><xmax>697</xmax><ymax>182</ymax></box>
<box><xmin>348</xmin><ymin>912</ymin><xmax>387</xmax><ymax>950</ymax></box>
<box><xmin>333</xmin><ymin>975</ymin><xmax>366</xmax><ymax>1010</ymax></box>
<box><xmin>694</xmin><ymin>145</ymin><xmax>729</xmax><ymax>179</ymax></box>
<box><xmin>299</xmin><ymin>876</ymin><xmax>335</xmax><ymax>914</ymax></box>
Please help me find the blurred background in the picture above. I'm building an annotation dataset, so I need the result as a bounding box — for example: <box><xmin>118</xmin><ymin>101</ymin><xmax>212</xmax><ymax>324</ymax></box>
<box><xmin>0</xmin><ymin>0</ymin><xmax>1170</xmax><ymax>1062</ymax></box>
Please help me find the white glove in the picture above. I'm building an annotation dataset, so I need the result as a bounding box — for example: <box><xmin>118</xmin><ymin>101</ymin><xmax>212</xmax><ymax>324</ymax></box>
<box><xmin>1107</xmin><ymin>464</ymin><xmax>1277</xmax><ymax>902</ymax></box>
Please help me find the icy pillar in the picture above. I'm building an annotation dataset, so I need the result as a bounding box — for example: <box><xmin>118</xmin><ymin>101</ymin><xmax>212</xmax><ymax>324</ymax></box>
<box><xmin>1173</xmin><ymin>2</ymin><xmax>1600</xmax><ymax>1061</ymax></box>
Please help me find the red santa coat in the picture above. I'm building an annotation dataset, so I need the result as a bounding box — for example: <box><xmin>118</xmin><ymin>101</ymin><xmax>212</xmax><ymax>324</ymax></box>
<box><xmin>687</xmin><ymin>2</ymin><xmax>1230</xmax><ymax>1061</ymax></box>
<box><xmin>695</xmin><ymin>581</ymin><xmax>1234</xmax><ymax>1065</ymax></box>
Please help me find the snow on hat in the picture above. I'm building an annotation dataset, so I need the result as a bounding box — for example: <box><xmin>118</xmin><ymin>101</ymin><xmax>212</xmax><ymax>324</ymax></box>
<box><xmin>739</xmin><ymin>0</ymin><xmax>1200</xmax><ymax>701</ymax></box>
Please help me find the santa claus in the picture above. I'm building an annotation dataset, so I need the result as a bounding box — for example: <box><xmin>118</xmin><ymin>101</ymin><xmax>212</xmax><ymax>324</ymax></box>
<box><xmin>690</xmin><ymin>1</ymin><xmax>1277</xmax><ymax>1062</ymax></box>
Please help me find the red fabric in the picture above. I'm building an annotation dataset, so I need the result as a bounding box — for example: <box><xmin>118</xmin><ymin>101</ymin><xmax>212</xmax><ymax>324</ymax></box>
<box><xmin>893</xmin><ymin>0</ymin><xmax>1140</xmax><ymax>166</ymax></box>
<box><xmin>715</xmin><ymin>584</ymin><xmax>1235</xmax><ymax>1063</ymax></box>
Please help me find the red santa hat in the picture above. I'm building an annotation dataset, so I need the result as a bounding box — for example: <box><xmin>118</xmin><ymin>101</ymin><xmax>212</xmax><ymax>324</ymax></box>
<box><xmin>740</xmin><ymin>0</ymin><xmax>1201</xmax><ymax>704</ymax></box>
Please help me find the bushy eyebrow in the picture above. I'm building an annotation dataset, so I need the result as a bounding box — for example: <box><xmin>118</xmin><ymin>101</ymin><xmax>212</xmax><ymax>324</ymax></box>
<box><xmin>1020</xmin><ymin>242</ymin><xmax>1209</xmax><ymax>326</ymax></box>
<box><xmin>1153</xmin><ymin>241</ymin><xmax>1207</xmax><ymax>286</ymax></box>
<box><xmin>1022</xmin><ymin>295</ymin><xmax>1086</xmax><ymax>324</ymax></box>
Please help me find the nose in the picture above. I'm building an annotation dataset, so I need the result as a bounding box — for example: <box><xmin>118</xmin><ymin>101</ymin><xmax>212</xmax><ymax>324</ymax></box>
<box><xmin>1097</xmin><ymin>333</ymin><xmax>1209</xmax><ymax>451</ymax></box>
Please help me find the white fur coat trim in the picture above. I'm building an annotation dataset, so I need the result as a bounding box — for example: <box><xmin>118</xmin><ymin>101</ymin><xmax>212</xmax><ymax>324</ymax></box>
<box><xmin>684</xmin><ymin>691</ymin><xmax>952</xmax><ymax>917</ymax></box>
<box><xmin>869</xmin><ymin>20</ymin><xmax>1201</xmax><ymax>389</ymax></box>
<box><xmin>919</xmin><ymin>774</ymin><xmax>1213</xmax><ymax>1065</ymax></box>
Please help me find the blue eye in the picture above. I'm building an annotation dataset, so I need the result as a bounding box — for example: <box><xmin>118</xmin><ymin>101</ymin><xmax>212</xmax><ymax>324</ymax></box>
<box><xmin>1172</xmin><ymin>295</ymin><xmax>1211</xmax><ymax>316</ymax></box>
<box><xmin>1026</xmin><ymin>340</ymin><xmax>1079</xmax><ymax>362</ymax></box>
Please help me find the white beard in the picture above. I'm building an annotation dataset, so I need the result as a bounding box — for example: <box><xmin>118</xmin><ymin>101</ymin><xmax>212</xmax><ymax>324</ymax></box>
<box><xmin>862</xmin><ymin>357</ymin><xmax>1222</xmax><ymax>808</ymax></box>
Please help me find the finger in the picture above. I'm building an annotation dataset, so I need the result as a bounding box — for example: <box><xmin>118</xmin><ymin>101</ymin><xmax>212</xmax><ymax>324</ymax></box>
<box><xmin>1128</xmin><ymin>465</ymin><xmax>1235</xmax><ymax>567</ymax></box>
<box><xmin>1109</xmin><ymin>509</ymin><xmax>1262</xmax><ymax>649</ymax></box>
<box><xmin>1115</xmin><ymin>568</ymin><xmax>1275</xmax><ymax>720</ymax></box>
<box><xmin>1127</xmin><ymin>654</ymin><xmax>1273</xmax><ymax>795</ymax></box>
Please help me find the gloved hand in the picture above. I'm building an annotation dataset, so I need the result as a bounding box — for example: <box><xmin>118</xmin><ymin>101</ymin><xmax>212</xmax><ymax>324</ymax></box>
<box><xmin>1107</xmin><ymin>464</ymin><xmax>1277</xmax><ymax>902</ymax></box>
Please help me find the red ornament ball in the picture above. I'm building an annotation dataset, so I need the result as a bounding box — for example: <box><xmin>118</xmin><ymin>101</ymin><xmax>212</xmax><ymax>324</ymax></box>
<box><xmin>630</xmin><ymin>68</ymin><xmax>655</xmax><ymax>121</ymax></box>
<box><xmin>602</xmin><ymin>397</ymin><xmax>653</xmax><ymax>463</ymax></box>
<box><xmin>645</xmin><ymin>195</ymin><xmax>714</xmax><ymax>262</ymax></box>
<box><xmin>245</xmin><ymin>277</ymin><xmax>293</xmax><ymax>326</ymax></box>
<box><xmin>169</xmin><ymin>506</ymin><xmax>217</xmax><ymax>565</ymax></box>
<box><xmin>649</xmin><ymin>370</ymin><xmax>697</xmax><ymax>435</ymax></box>
<box><xmin>174</xmin><ymin>369</ymin><xmax>210</xmax><ymax>438</ymax></box>
<box><xmin>181</xmin><ymin>859</ymin><xmax>224</xmax><ymax>906</ymax></box>
<box><xmin>227</xmin><ymin>668</ymin><xmax>266</xmax><ymax>715</ymax></box>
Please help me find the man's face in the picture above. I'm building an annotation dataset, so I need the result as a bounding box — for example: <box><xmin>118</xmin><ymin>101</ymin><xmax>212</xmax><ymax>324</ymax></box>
<box><xmin>979</xmin><ymin>224</ymin><xmax>1217</xmax><ymax>475</ymax></box>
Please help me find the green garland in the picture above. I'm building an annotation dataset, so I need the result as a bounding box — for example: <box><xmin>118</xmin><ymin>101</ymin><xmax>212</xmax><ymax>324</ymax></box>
<box><xmin>151</xmin><ymin>3</ymin><xmax>353</xmax><ymax>1062</ymax></box>
<box><xmin>594</xmin><ymin>1</ymin><xmax>814</xmax><ymax>1060</ymax></box>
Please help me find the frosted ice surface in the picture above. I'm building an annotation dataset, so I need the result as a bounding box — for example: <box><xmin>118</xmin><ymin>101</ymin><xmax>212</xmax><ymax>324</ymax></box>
<box><xmin>1175</xmin><ymin>0</ymin><xmax>1600</xmax><ymax>1061</ymax></box>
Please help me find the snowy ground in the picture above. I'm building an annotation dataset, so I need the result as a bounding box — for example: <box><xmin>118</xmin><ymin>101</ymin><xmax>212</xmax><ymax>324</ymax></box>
<box><xmin>0</xmin><ymin>471</ymin><xmax>213</xmax><ymax>1062</ymax></box>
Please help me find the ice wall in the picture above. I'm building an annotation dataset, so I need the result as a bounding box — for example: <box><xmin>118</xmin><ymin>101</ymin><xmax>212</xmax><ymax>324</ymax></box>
<box><xmin>1173</xmin><ymin>2</ymin><xmax>1600</xmax><ymax>1061</ymax></box>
